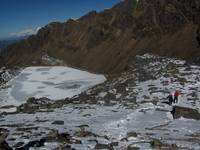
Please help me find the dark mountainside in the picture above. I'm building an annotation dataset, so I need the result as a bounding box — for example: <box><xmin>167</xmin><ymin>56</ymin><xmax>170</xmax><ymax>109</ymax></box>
<box><xmin>1</xmin><ymin>0</ymin><xmax>200</xmax><ymax>73</ymax></box>
<box><xmin>0</xmin><ymin>40</ymin><xmax>13</xmax><ymax>49</ymax></box>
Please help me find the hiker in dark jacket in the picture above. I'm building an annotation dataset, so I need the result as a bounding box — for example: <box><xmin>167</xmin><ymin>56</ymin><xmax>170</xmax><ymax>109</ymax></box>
<box><xmin>167</xmin><ymin>94</ymin><xmax>173</xmax><ymax>105</ymax></box>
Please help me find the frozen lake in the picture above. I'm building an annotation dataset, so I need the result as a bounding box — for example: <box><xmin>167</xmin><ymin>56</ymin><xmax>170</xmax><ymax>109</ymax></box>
<box><xmin>0</xmin><ymin>66</ymin><xmax>106</xmax><ymax>106</ymax></box>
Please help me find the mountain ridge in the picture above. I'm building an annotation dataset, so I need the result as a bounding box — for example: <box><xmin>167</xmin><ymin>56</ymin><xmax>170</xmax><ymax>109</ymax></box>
<box><xmin>1</xmin><ymin>0</ymin><xmax>200</xmax><ymax>73</ymax></box>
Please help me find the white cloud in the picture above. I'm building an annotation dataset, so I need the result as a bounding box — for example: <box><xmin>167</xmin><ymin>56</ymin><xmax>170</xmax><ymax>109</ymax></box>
<box><xmin>9</xmin><ymin>27</ymin><xmax>41</xmax><ymax>38</ymax></box>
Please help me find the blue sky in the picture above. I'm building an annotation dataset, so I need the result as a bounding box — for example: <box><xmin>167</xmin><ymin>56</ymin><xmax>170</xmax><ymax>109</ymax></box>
<box><xmin>0</xmin><ymin>0</ymin><xmax>120</xmax><ymax>40</ymax></box>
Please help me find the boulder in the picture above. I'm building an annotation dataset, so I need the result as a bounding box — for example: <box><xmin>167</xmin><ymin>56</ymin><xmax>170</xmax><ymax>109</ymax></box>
<box><xmin>0</xmin><ymin>141</ymin><xmax>12</xmax><ymax>150</ymax></box>
<box><xmin>74</xmin><ymin>128</ymin><xmax>98</xmax><ymax>137</ymax></box>
<box><xmin>13</xmin><ymin>142</ymin><xmax>24</xmax><ymax>148</ymax></box>
<box><xmin>15</xmin><ymin>139</ymin><xmax>46</xmax><ymax>150</ymax></box>
<box><xmin>150</xmin><ymin>139</ymin><xmax>163</xmax><ymax>149</ymax></box>
<box><xmin>150</xmin><ymin>139</ymin><xmax>178</xmax><ymax>149</ymax></box>
<box><xmin>52</xmin><ymin>120</ymin><xmax>65</xmax><ymax>125</ymax></box>
<box><xmin>94</xmin><ymin>143</ymin><xmax>114</xmax><ymax>150</ymax></box>
<box><xmin>16</xmin><ymin>97</ymin><xmax>65</xmax><ymax>113</ymax></box>
<box><xmin>171</xmin><ymin>106</ymin><xmax>200</xmax><ymax>120</ymax></box>
<box><xmin>46</xmin><ymin>130</ymin><xmax>81</xmax><ymax>144</ymax></box>
<box><xmin>53</xmin><ymin>144</ymin><xmax>76</xmax><ymax>150</ymax></box>
<box><xmin>0</xmin><ymin>128</ymin><xmax>12</xmax><ymax>150</ymax></box>
<box><xmin>127</xmin><ymin>145</ymin><xmax>139</xmax><ymax>150</ymax></box>
<box><xmin>127</xmin><ymin>132</ymin><xmax>138</xmax><ymax>138</ymax></box>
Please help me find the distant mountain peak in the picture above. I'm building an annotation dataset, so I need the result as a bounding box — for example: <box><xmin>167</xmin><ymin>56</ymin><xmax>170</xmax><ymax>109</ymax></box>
<box><xmin>112</xmin><ymin>0</ymin><xmax>138</xmax><ymax>13</ymax></box>
<box><xmin>9</xmin><ymin>27</ymin><xmax>41</xmax><ymax>39</ymax></box>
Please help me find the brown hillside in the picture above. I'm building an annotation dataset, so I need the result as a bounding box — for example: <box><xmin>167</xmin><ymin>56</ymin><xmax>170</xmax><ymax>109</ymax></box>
<box><xmin>1</xmin><ymin>0</ymin><xmax>200</xmax><ymax>74</ymax></box>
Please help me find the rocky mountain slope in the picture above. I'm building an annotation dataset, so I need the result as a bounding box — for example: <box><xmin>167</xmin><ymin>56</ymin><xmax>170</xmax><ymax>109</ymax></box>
<box><xmin>1</xmin><ymin>54</ymin><xmax>200</xmax><ymax>150</ymax></box>
<box><xmin>1</xmin><ymin>0</ymin><xmax>200</xmax><ymax>73</ymax></box>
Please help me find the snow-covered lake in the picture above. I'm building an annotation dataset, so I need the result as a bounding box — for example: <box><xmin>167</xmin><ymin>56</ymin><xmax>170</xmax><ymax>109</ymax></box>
<box><xmin>0</xmin><ymin>66</ymin><xmax>106</xmax><ymax>106</ymax></box>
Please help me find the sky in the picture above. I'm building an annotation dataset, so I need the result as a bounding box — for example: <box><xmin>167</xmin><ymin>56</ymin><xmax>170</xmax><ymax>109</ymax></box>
<box><xmin>0</xmin><ymin>0</ymin><xmax>120</xmax><ymax>40</ymax></box>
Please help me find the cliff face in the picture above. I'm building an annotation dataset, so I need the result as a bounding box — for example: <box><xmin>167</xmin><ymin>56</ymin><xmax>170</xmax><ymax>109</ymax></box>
<box><xmin>1</xmin><ymin>0</ymin><xmax>200</xmax><ymax>73</ymax></box>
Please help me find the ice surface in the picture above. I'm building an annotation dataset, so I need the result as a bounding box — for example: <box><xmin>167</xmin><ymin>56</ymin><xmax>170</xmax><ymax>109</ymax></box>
<box><xmin>2</xmin><ymin>103</ymin><xmax>200</xmax><ymax>149</ymax></box>
<box><xmin>0</xmin><ymin>66</ymin><xmax>106</xmax><ymax>106</ymax></box>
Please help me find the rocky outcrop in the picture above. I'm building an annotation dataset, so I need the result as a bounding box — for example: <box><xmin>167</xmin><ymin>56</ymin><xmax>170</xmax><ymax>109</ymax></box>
<box><xmin>171</xmin><ymin>106</ymin><xmax>200</xmax><ymax>120</ymax></box>
<box><xmin>16</xmin><ymin>97</ymin><xmax>54</xmax><ymax>113</ymax></box>
<box><xmin>150</xmin><ymin>139</ymin><xmax>178</xmax><ymax>150</ymax></box>
<box><xmin>15</xmin><ymin>139</ymin><xmax>45</xmax><ymax>150</ymax></box>
<box><xmin>16</xmin><ymin>97</ymin><xmax>66</xmax><ymax>113</ymax></box>
<box><xmin>0</xmin><ymin>129</ymin><xmax>12</xmax><ymax>150</ymax></box>
<box><xmin>1</xmin><ymin>0</ymin><xmax>200</xmax><ymax>73</ymax></box>
<box><xmin>14</xmin><ymin>130</ymin><xmax>81</xmax><ymax>149</ymax></box>
<box><xmin>94</xmin><ymin>143</ymin><xmax>114</xmax><ymax>150</ymax></box>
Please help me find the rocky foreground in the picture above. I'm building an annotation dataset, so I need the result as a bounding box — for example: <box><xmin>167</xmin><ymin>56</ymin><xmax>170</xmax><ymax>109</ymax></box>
<box><xmin>0</xmin><ymin>54</ymin><xmax>200</xmax><ymax>149</ymax></box>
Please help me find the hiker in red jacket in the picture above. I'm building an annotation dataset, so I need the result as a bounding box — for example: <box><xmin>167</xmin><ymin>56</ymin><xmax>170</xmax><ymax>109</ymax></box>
<box><xmin>174</xmin><ymin>90</ymin><xmax>180</xmax><ymax>103</ymax></box>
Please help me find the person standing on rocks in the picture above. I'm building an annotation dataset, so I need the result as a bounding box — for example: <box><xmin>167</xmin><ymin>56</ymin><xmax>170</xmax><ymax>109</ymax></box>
<box><xmin>167</xmin><ymin>93</ymin><xmax>173</xmax><ymax>105</ymax></box>
<box><xmin>174</xmin><ymin>90</ymin><xmax>180</xmax><ymax>103</ymax></box>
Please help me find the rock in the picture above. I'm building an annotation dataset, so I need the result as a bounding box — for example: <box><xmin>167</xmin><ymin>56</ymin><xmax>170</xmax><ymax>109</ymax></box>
<box><xmin>15</xmin><ymin>139</ymin><xmax>46</xmax><ymax>150</ymax></box>
<box><xmin>13</xmin><ymin>142</ymin><xmax>24</xmax><ymax>148</ymax></box>
<box><xmin>94</xmin><ymin>143</ymin><xmax>114</xmax><ymax>150</ymax></box>
<box><xmin>52</xmin><ymin>120</ymin><xmax>65</xmax><ymax>125</ymax></box>
<box><xmin>127</xmin><ymin>145</ymin><xmax>139</xmax><ymax>150</ymax></box>
<box><xmin>77</xmin><ymin>124</ymin><xmax>89</xmax><ymax>128</ymax></box>
<box><xmin>127</xmin><ymin>132</ymin><xmax>137</xmax><ymax>138</ymax></box>
<box><xmin>16</xmin><ymin>97</ymin><xmax>53</xmax><ymax>113</ymax></box>
<box><xmin>0</xmin><ymin>105</ymin><xmax>15</xmax><ymax>109</ymax></box>
<box><xmin>53</xmin><ymin>144</ymin><xmax>76</xmax><ymax>150</ymax></box>
<box><xmin>171</xmin><ymin>106</ymin><xmax>200</xmax><ymax>120</ymax></box>
<box><xmin>46</xmin><ymin>130</ymin><xmax>81</xmax><ymax>145</ymax></box>
<box><xmin>104</xmin><ymin>93</ymin><xmax>116</xmax><ymax>101</ymax></box>
<box><xmin>0</xmin><ymin>141</ymin><xmax>12</xmax><ymax>150</ymax></box>
<box><xmin>46</xmin><ymin>129</ymin><xmax>59</xmax><ymax>142</ymax></box>
<box><xmin>65</xmin><ymin>145</ymin><xmax>73</xmax><ymax>149</ymax></box>
<box><xmin>150</xmin><ymin>139</ymin><xmax>178</xmax><ymax>149</ymax></box>
<box><xmin>0</xmin><ymin>129</ymin><xmax>8</xmax><ymax>144</ymax></box>
<box><xmin>74</xmin><ymin>128</ymin><xmax>98</xmax><ymax>137</ymax></box>
<box><xmin>150</xmin><ymin>139</ymin><xmax>163</xmax><ymax>149</ymax></box>
<box><xmin>15</xmin><ymin>97</ymin><xmax>67</xmax><ymax>114</ymax></box>
<box><xmin>58</xmin><ymin>133</ymin><xmax>71</xmax><ymax>143</ymax></box>
<box><xmin>110</xmin><ymin>142</ymin><xmax>118</xmax><ymax>147</ymax></box>
<box><xmin>0</xmin><ymin>128</ymin><xmax>12</xmax><ymax>150</ymax></box>
<box><xmin>46</xmin><ymin>130</ymin><xmax>71</xmax><ymax>143</ymax></box>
